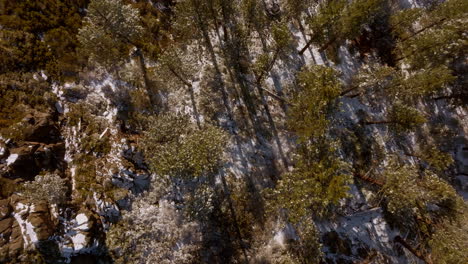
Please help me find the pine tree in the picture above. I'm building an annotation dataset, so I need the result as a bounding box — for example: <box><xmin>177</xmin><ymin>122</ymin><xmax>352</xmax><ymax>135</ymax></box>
<box><xmin>288</xmin><ymin>65</ymin><xmax>342</xmax><ymax>141</ymax></box>
<box><xmin>141</xmin><ymin>114</ymin><xmax>227</xmax><ymax>179</ymax></box>
<box><xmin>364</xmin><ymin>103</ymin><xmax>427</xmax><ymax>133</ymax></box>
<box><xmin>78</xmin><ymin>0</ymin><xmax>163</xmax><ymax>109</ymax></box>
<box><xmin>265</xmin><ymin>65</ymin><xmax>350</xmax><ymax>222</ymax></box>
<box><xmin>21</xmin><ymin>173</ymin><xmax>68</xmax><ymax>205</ymax></box>
<box><xmin>392</xmin><ymin>0</ymin><xmax>467</xmax><ymax>68</ymax></box>
<box><xmin>299</xmin><ymin>0</ymin><xmax>384</xmax><ymax>54</ymax></box>
<box><xmin>267</xmin><ymin>142</ymin><xmax>351</xmax><ymax>222</ymax></box>
<box><xmin>381</xmin><ymin>161</ymin><xmax>465</xmax><ymax>263</ymax></box>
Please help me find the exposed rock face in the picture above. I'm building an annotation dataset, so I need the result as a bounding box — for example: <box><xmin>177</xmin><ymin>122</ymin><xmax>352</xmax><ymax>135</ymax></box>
<box><xmin>0</xmin><ymin>195</ymin><xmax>63</xmax><ymax>263</ymax></box>
<box><xmin>1</xmin><ymin>142</ymin><xmax>65</xmax><ymax>180</ymax></box>
<box><xmin>0</xmin><ymin>142</ymin><xmax>8</xmax><ymax>160</ymax></box>
<box><xmin>0</xmin><ymin>199</ymin><xmax>10</xmax><ymax>220</ymax></box>
<box><xmin>0</xmin><ymin>110</ymin><xmax>64</xmax><ymax>186</ymax></box>
<box><xmin>0</xmin><ymin>199</ymin><xmax>21</xmax><ymax>262</ymax></box>
<box><xmin>19</xmin><ymin>111</ymin><xmax>60</xmax><ymax>144</ymax></box>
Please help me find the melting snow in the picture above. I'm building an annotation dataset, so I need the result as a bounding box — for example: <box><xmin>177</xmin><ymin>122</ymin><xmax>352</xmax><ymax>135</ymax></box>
<box><xmin>6</xmin><ymin>153</ymin><xmax>18</xmax><ymax>165</ymax></box>
<box><xmin>75</xmin><ymin>213</ymin><xmax>89</xmax><ymax>231</ymax></box>
<box><xmin>12</xmin><ymin>203</ymin><xmax>39</xmax><ymax>249</ymax></box>
<box><xmin>70</xmin><ymin>233</ymin><xmax>87</xmax><ymax>251</ymax></box>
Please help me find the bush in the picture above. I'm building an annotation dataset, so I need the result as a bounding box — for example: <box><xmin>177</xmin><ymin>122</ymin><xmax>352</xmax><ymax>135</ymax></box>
<box><xmin>141</xmin><ymin>114</ymin><xmax>227</xmax><ymax>179</ymax></box>
<box><xmin>21</xmin><ymin>173</ymin><xmax>68</xmax><ymax>205</ymax></box>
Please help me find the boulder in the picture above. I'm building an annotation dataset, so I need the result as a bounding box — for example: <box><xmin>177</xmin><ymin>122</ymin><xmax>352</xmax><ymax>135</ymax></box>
<box><xmin>0</xmin><ymin>218</ymin><xmax>12</xmax><ymax>237</ymax></box>
<box><xmin>0</xmin><ymin>142</ymin><xmax>8</xmax><ymax>159</ymax></box>
<box><xmin>3</xmin><ymin>142</ymin><xmax>65</xmax><ymax>180</ymax></box>
<box><xmin>27</xmin><ymin>203</ymin><xmax>54</xmax><ymax>241</ymax></box>
<box><xmin>7</xmin><ymin>220</ymin><xmax>23</xmax><ymax>257</ymax></box>
<box><xmin>0</xmin><ymin>199</ymin><xmax>10</xmax><ymax>220</ymax></box>
<box><xmin>20</xmin><ymin>111</ymin><xmax>60</xmax><ymax>144</ymax></box>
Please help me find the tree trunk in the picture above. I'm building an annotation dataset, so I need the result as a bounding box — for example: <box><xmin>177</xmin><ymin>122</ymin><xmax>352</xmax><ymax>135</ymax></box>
<box><xmin>394</xmin><ymin>236</ymin><xmax>433</xmax><ymax>264</ymax></box>
<box><xmin>167</xmin><ymin>66</ymin><xmax>202</xmax><ymax>129</ymax></box>
<box><xmin>340</xmin><ymin>85</ymin><xmax>360</xmax><ymax>96</ymax></box>
<box><xmin>400</xmin><ymin>18</ymin><xmax>447</xmax><ymax>42</ymax></box>
<box><xmin>318</xmin><ymin>36</ymin><xmax>337</xmax><ymax>52</ymax></box>
<box><xmin>364</xmin><ymin>120</ymin><xmax>393</xmax><ymax>125</ymax></box>
<box><xmin>299</xmin><ymin>37</ymin><xmax>314</xmax><ymax>55</ymax></box>
<box><xmin>354</xmin><ymin>172</ymin><xmax>384</xmax><ymax>186</ymax></box>
<box><xmin>136</xmin><ymin>48</ymin><xmax>163</xmax><ymax>112</ymax></box>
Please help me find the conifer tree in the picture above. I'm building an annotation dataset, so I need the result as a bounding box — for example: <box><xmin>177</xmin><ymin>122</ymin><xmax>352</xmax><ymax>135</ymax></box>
<box><xmin>141</xmin><ymin>114</ymin><xmax>227</xmax><ymax>179</ymax></box>
<box><xmin>266</xmin><ymin>65</ymin><xmax>350</xmax><ymax>222</ymax></box>
<box><xmin>288</xmin><ymin>65</ymin><xmax>342</xmax><ymax>141</ymax></box>
<box><xmin>364</xmin><ymin>103</ymin><xmax>427</xmax><ymax>133</ymax></box>
<box><xmin>381</xmin><ymin>162</ymin><xmax>465</xmax><ymax>263</ymax></box>
<box><xmin>78</xmin><ymin>0</ymin><xmax>163</xmax><ymax>109</ymax></box>
<box><xmin>299</xmin><ymin>0</ymin><xmax>384</xmax><ymax>54</ymax></box>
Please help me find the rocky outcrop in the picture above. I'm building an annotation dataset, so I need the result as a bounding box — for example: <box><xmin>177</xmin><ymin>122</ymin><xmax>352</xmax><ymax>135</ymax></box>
<box><xmin>1</xmin><ymin>142</ymin><xmax>65</xmax><ymax>180</ymax></box>
<box><xmin>19</xmin><ymin>111</ymin><xmax>60</xmax><ymax>144</ymax></box>
<box><xmin>0</xmin><ymin>196</ymin><xmax>62</xmax><ymax>263</ymax></box>
<box><xmin>0</xmin><ymin>109</ymin><xmax>64</xmax><ymax>183</ymax></box>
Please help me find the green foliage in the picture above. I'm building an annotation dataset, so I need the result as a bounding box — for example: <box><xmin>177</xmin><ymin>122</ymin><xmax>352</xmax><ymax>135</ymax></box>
<box><xmin>21</xmin><ymin>173</ymin><xmax>68</xmax><ymax>205</ymax></box>
<box><xmin>387</xmin><ymin>103</ymin><xmax>427</xmax><ymax>132</ymax></box>
<box><xmin>282</xmin><ymin>0</ymin><xmax>315</xmax><ymax>19</ymax></box>
<box><xmin>351</xmin><ymin>63</ymin><xmax>455</xmax><ymax>104</ymax></box>
<box><xmin>240</xmin><ymin>0</ymin><xmax>268</xmax><ymax>34</ymax></box>
<box><xmin>141</xmin><ymin>114</ymin><xmax>227</xmax><ymax>178</ymax></box>
<box><xmin>266</xmin><ymin>142</ymin><xmax>351</xmax><ymax>222</ymax></box>
<box><xmin>80</xmin><ymin>133</ymin><xmax>111</xmax><ymax>155</ymax></box>
<box><xmin>0</xmin><ymin>0</ymin><xmax>88</xmax><ymax>80</ymax></box>
<box><xmin>252</xmin><ymin>53</ymin><xmax>272</xmax><ymax>80</ymax></box>
<box><xmin>288</xmin><ymin>65</ymin><xmax>342</xmax><ymax>141</ymax></box>
<box><xmin>429</xmin><ymin>208</ymin><xmax>468</xmax><ymax>264</ymax></box>
<box><xmin>287</xmin><ymin>218</ymin><xmax>323</xmax><ymax>264</ymax></box>
<box><xmin>307</xmin><ymin>0</ymin><xmax>383</xmax><ymax>48</ymax></box>
<box><xmin>307</xmin><ymin>0</ymin><xmax>347</xmax><ymax>47</ymax></box>
<box><xmin>394</xmin><ymin>66</ymin><xmax>455</xmax><ymax>99</ymax></box>
<box><xmin>392</xmin><ymin>0</ymin><xmax>467</xmax><ymax>69</ymax></box>
<box><xmin>389</xmin><ymin>8</ymin><xmax>424</xmax><ymax>40</ymax></box>
<box><xmin>419</xmin><ymin>146</ymin><xmax>454</xmax><ymax>172</ymax></box>
<box><xmin>382</xmin><ymin>162</ymin><xmax>464</xmax><ymax>239</ymax></box>
<box><xmin>0</xmin><ymin>73</ymin><xmax>56</xmax><ymax>136</ymax></box>
<box><xmin>340</xmin><ymin>0</ymin><xmax>384</xmax><ymax>39</ymax></box>
<box><xmin>78</xmin><ymin>0</ymin><xmax>144</xmax><ymax>67</ymax></box>
<box><xmin>272</xmin><ymin>21</ymin><xmax>293</xmax><ymax>52</ymax></box>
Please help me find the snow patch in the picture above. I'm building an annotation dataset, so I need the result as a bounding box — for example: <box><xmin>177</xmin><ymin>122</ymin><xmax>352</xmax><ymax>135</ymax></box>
<box><xmin>6</xmin><ymin>153</ymin><xmax>18</xmax><ymax>165</ymax></box>
<box><xmin>12</xmin><ymin>203</ymin><xmax>39</xmax><ymax>249</ymax></box>
<box><xmin>75</xmin><ymin>213</ymin><xmax>89</xmax><ymax>231</ymax></box>
<box><xmin>70</xmin><ymin>233</ymin><xmax>87</xmax><ymax>251</ymax></box>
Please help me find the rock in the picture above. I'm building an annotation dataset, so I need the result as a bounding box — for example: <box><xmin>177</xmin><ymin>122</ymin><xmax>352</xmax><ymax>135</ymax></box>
<box><xmin>322</xmin><ymin>231</ymin><xmax>352</xmax><ymax>256</ymax></box>
<box><xmin>20</xmin><ymin>111</ymin><xmax>60</xmax><ymax>144</ymax></box>
<box><xmin>7</xmin><ymin>220</ymin><xmax>23</xmax><ymax>256</ymax></box>
<box><xmin>0</xmin><ymin>142</ymin><xmax>8</xmax><ymax>159</ymax></box>
<box><xmin>3</xmin><ymin>142</ymin><xmax>65</xmax><ymax>180</ymax></box>
<box><xmin>0</xmin><ymin>218</ymin><xmax>12</xmax><ymax>236</ymax></box>
<box><xmin>0</xmin><ymin>199</ymin><xmax>11</xmax><ymax>220</ymax></box>
<box><xmin>27</xmin><ymin>203</ymin><xmax>54</xmax><ymax>241</ymax></box>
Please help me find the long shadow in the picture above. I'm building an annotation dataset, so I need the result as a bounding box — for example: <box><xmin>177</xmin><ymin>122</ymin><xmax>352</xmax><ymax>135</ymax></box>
<box><xmin>192</xmin><ymin>3</ymin><xmax>256</xmax><ymax>263</ymax></box>
<box><xmin>296</xmin><ymin>18</ymin><xmax>316</xmax><ymax>62</ymax></box>
<box><xmin>251</xmin><ymin>24</ymin><xmax>291</xmax><ymax>172</ymax></box>
<box><xmin>209</xmin><ymin>2</ymin><xmax>282</xmax><ymax>181</ymax></box>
